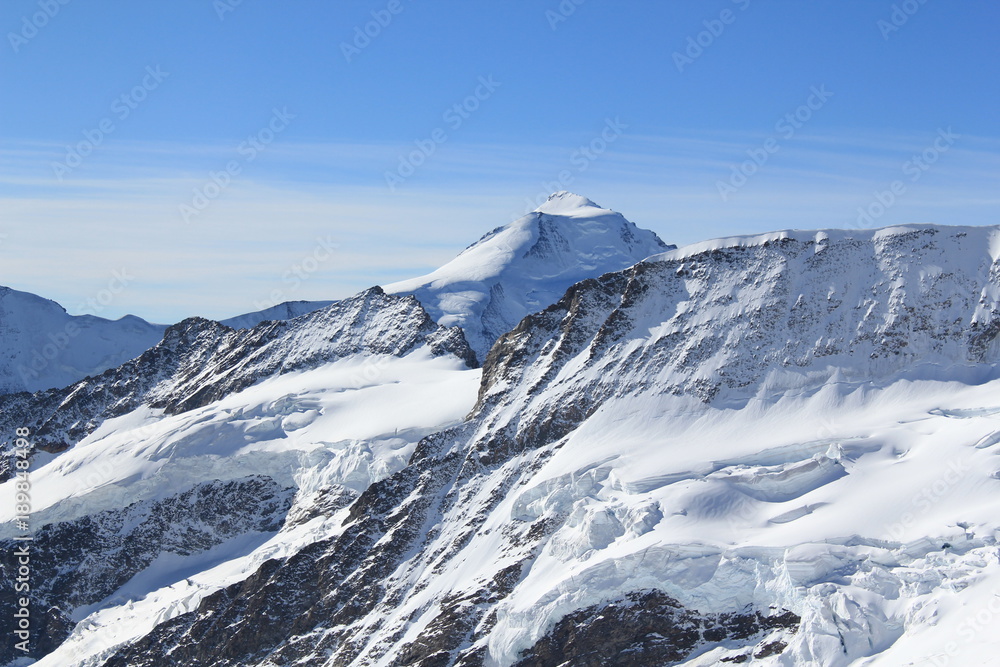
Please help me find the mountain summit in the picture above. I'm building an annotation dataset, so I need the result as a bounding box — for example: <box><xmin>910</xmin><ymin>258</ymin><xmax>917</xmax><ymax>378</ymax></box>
<box><xmin>385</xmin><ymin>192</ymin><xmax>672</xmax><ymax>358</ymax></box>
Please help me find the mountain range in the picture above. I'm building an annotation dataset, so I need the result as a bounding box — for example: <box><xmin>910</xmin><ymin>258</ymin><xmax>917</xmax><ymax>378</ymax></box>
<box><xmin>2</xmin><ymin>194</ymin><xmax>999</xmax><ymax>666</ymax></box>
<box><xmin>0</xmin><ymin>290</ymin><xmax>333</xmax><ymax>396</ymax></box>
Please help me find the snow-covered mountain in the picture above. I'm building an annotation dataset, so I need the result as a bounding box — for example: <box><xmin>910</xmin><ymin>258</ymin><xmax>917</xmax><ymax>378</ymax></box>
<box><xmin>0</xmin><ymin>286</ymin><xmax>166</xmax><ymax>395</ymax></box>
<box><xmin>385</xmin><ymin>191</ymin><xmax>672</xmax><ymax>359</ymax></box>
<box><xmin>3</xmin><ymin>207</ymin><xmax>1000</xmax><ymax>666</ymax></box>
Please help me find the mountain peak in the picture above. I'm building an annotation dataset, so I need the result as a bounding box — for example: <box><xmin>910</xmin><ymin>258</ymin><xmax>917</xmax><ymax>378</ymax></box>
<box><xmin>533</xmin><ymin>191</ymin><xmax>602</xmax><ymax>214</ymax></box>
<box><xmin>385</xmin><ymin>196</ymin><xmax>672</xmax><ymax>359</ymax></box>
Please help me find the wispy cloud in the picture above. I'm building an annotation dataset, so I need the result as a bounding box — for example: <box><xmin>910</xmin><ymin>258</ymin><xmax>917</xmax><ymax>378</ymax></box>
<box><xmin>1</xmin><ymin>130</ymin><xmax>997</xmax><ymax>323</ymax></box>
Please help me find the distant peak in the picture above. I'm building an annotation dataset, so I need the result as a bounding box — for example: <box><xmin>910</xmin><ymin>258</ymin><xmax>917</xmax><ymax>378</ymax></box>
<box><xmin>533</xmin><ymin>191</ymin><xmax>602</xmax><ymax>215</ymax></box>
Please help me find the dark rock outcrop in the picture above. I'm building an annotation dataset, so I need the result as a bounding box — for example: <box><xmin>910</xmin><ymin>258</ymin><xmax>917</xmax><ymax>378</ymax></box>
<box><xmin>0</xmin><ymin>476</ymin><xmax>293</xmax><ymax>660</ymax></box>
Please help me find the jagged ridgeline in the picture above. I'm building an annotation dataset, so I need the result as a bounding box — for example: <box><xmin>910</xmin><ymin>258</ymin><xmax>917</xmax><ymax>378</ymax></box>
<box><xmin>3</xmin><ymin>199</ymin><xmax>1000</xmax><ymax>666</ymax></box>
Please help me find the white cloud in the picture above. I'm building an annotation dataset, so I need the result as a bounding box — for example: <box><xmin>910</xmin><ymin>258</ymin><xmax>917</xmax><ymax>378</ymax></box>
<box><xmin>1</xmin><ymin>131</ymin><xmax>997</xmax><ymax>323</ymax></box>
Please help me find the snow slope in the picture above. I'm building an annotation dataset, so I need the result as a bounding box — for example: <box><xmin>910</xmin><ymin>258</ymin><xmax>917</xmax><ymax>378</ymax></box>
<box><xmin>0</xmin><ymin>352</ymin><xmax>480</xmax><ymax>533</ymax></box>
<box><xmin>385</xmin><ymin>191</ymin><xmax>672</xmax><ymax>359</ymax></box>
<box><xmin>0</xmin><ymin>286</ymin><xmax>166</xmax><ymax>395</ymax></box>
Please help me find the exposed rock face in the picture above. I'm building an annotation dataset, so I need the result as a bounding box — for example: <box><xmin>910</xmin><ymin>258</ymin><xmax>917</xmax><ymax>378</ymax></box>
<box><xmin>99</xmin><ymin>435</ymin><xmax>477</xmax><ymax>667</ymax></box>
<box><xmin>513</xmin><ymin>590</ymin><xmax>800</xmax><ymax>667</ymax></box>
<box><xmin>0</xmin><ymin>476</ymin><xmax>293</xmax><ymax>658</ymax></box>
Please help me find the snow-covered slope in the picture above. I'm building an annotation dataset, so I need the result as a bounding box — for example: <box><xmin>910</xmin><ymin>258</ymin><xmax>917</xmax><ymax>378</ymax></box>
<box><xmin>385</xmin><ymin>191</ymin><xmax>672</xmax><ymax>359</ymax></box>
<box><xmin>0</xmin><ymin>286</ymin><xmax>166</xmax><ymax>395</ymax></box>
<box><xmin>0</xmin><ymin>287</ymin><xmax>474</xmax><ymax>462</ymax></box>
<box><xmin>5</xmin><ymin>219</ymin><xmax>1000</xmax><ymax>666</ymax></box>
<box><xmin>0</xmin><ymin>352</ymin><xmax>480</xmax><ymax>662</ymax></box>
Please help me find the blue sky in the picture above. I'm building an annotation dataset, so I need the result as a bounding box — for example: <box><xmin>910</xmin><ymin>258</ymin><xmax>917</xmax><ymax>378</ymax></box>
<box><xmin>2</xmin><ymin>0</ymin><xmax>998</xmax><ymax>322</ymax></box>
